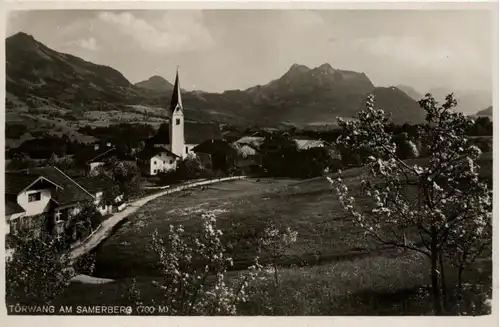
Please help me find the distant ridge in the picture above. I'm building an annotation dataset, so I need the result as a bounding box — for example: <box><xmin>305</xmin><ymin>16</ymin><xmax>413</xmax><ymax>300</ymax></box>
<box><xmin>6</xmin><ymin>32</ymin><xmax>427</xmax><ymax>126</ymax></box>
<box><xmin>135</xmin><ymin>75</ymin><xmax>174</xmax><ymax>93</ymax></box>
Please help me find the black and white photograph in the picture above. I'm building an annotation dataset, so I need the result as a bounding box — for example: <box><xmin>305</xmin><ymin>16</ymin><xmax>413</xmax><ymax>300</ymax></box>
<box><xmin>2</xmin><ymin>2</ymin><xmax>497</xmax><ymax>319</ymax></box>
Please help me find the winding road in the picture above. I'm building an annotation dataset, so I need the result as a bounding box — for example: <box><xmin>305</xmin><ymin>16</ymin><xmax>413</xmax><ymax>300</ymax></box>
<box><xmin>69</xmin><ymin>176</ymin><xmax>247</xmax><ymax>261</ymax></box>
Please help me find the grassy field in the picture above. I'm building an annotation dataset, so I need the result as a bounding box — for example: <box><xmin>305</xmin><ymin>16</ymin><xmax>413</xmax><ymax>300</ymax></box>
<box><xmin>55</xmin><ymin>154</ymin><xmax>493</xmax><ymax>315</ymax></box>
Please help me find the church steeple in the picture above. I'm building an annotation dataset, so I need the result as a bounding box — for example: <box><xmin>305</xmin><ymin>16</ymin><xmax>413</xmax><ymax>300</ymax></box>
<box><xmin>169</xmin><ymin>66</ymin><xmax>183</xmax><ymax>114</ymax></box>
<box><xmin>168</xmin><ymin>66</ymin><xmax>185</xmax><ymax>158</ymax></box>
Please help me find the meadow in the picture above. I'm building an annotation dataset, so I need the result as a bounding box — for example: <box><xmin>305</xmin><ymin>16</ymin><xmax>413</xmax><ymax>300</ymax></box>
<box><xmin>55</xmin><ymin>153</ymin><xmax>493</xmax><ymax>315</ymax></box>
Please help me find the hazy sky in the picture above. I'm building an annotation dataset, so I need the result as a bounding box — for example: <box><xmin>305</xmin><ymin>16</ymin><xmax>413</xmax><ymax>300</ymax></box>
<box><xmin>7</xmin><ymin>10</ymin><xmax>494</xmax><ymax>93</ymax></box>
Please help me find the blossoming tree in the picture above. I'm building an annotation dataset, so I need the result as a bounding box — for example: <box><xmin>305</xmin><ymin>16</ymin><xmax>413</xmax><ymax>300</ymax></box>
<box><xmin>149</xmin><ymin>213</ymin><xmax>271</xmax><ymax>315</ymax></box>
<box><xmin>258</xmin><ymin>224</ymin><xmax>298</xmax><ymax>285</ymax></box>
<box><xmin>328</xmin><ymin>93</ymin><xmax>492</xmax><ymax>314</ymax></box>
<box><xmin>6</xmin><ymin>229</ymin><xmax>95</xmax><ymax>306</ymax></box>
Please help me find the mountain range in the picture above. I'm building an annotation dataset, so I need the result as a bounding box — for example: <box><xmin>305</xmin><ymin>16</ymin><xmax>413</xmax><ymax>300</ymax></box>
<box><xmin>9</xmin><ymin>31</ymin><xmax>487</xmax><ymax>128</ymax></box>
<box><xmin>395</xmin><ymin>84</ymin><xmax>492</xmax><ymax>116</ymax></box>
<box><xmin>475</xmin><ymin>106</ymin><xmax>493</xmax><ymax>117</ymax></box>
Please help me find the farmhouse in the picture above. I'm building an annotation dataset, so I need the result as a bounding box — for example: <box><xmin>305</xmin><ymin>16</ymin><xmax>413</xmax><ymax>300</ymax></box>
<box><xmin>5</xmin><ymin>166</ymin><xmax>93</xmax><ymax>236</ymax></box>
<box><xmin>137</xmin><ymin>147</ymin><xmax>180</xmax><ymax>176</ymax></box>
<box><xmin>73</xmin><ymin>175</ymin><xmax>125</xmax><ymax>216</ymax></box>
<box><xmin>192</xmin><ymin>139</ymin><xmax>237</xmax><ymax>172</ymax></box>
<box><xmin>138</xmin><ymin>68</ymin><xmax>222</xmax><ymax>176</ymax></box>
<box><xmin>87</xmin><ymin>147</ymin><xmax>116</xmax><ymax>175</ymax></box>
<box><xmin>4</xmin><ymin>166</ymin><xmax>122</xmax><ymax>236</ymax></box>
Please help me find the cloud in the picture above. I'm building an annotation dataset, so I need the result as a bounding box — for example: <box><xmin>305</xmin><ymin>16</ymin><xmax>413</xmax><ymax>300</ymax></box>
<box><xmin>97</xmin><ymin>11</ymin><xmax>214</xmax><ymax>54</ymax></box>
<box><xmin>348</xmin><ymin>36</ymin><xmax>460</xmax><ymax>68</ymax></box>
<box><xmin>75</xmin><ymin>37</ymin><xmax>99</xmax><ymax>50</ymax></box>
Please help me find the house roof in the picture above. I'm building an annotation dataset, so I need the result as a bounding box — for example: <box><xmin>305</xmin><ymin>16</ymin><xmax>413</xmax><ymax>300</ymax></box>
<box><xmin>5</xmin><ymin>196</ymin><xmax>25</xmax><ymax>216</ymax></box>
<box><xmin>87</xmin><ymin>147</ymin><xmax>116</xmax><ymax>163</ymax></box>
<box><xmin>234</xmin><ymin>136</ymin><xmax>265</xmax><ymax>148</ymax></box>
<box><xmin>136</xmin><ymin>146</ymin><xmax>180</xmax><ymax>160</ymax></box>
<box><xmin>293</xmin><ymin>139</ymin><xmax>325</xmax><ymax>150</ymax></box>
<box><xmin>10</xmin><ymin>167</ymin><xmax>94</xmax><ymax>206</ymax></box>
<box><xmin>5</xmin><ymin>173</ymin><xmax>63</xmax><ymax>195</ymax></box>
<box><xmin>233</xmin><ymin>143</ymin><xmax>258</xmax><ymax>157</ymax></box>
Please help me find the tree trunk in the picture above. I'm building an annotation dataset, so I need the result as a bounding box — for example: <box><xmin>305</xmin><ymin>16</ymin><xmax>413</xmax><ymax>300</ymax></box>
<box><xmin>439</xmin><ymin>253</ymin><xmax>448</xmax><ymax>312</ymax></box>
<box><xmin>457</xmin><ymin>265</ymin><xmax>464</xmax><ymax>291</ymax></box>
<box><xmin>273</xmin><ymin>260</ymin><xmax>279</xmax><ymax>286</ymax></box>
<box><xmin>430</xmin><ymin>231</ymin><xmax>442</xmax><ymax>315</ymax></box>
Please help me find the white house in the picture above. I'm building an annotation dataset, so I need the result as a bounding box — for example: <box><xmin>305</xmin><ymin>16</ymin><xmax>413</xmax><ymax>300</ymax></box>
<box><xmin>137</xmin><ymin>147</ymin><xmax>180</xmax><ymax>176</ymax></box>
<box><xmin>5</xmin><ymin>166</ymin><xmax>95</xmax><ymax>236</ymax></box>
<box><xmin>73</xmin><ymin>175</ymin><xmax>124</xmax><ymax>216</ymax></box>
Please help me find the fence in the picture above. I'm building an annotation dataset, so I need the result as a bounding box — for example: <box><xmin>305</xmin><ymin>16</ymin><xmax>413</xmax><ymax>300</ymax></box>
<box><xmin>70</xmin><ymin>175</ymin><xmax>247</xmax><ymax>259</ymax></box>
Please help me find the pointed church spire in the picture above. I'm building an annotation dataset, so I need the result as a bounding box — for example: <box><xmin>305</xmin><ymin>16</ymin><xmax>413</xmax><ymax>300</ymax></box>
<box><xmin>169</xmin><ymin>66</ymin><xmax>183</xmax><ymax>113</ymax></box>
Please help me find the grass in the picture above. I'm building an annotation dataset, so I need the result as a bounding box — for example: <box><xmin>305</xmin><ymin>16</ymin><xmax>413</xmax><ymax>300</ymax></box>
<box><xmin>55</xmin><ymin>154</ymin><xmax>493</xmax><ymax>315</ymax></box>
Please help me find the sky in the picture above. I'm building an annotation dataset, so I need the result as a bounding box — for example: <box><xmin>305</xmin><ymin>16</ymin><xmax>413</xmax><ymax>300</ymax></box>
<box><xmin>6</xmin><ymin>9</ymin><xmax>494</xmax><ymax>94</ymax></box>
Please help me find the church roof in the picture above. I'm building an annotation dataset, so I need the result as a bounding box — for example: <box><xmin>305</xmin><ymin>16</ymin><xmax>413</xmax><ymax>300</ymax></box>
<box><xmin>169</xmin><ymin>68</ymin><xmax>183</xmax><ymax>114</ymax></box>
<box><xmin>192</xmin><ymin>139</ymin><xmax>236</xmax><ymax>155</ymax></box>
<box><xmin>150</xmin><ymin>122</ymin><xmax>222</xmax><ymax>146</ymax></box>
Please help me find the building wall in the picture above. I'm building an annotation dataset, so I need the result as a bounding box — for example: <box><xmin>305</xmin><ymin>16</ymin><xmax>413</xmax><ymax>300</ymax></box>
<box><xmin>150</xmin><ymin>152</ymin><xmax>177</xmax><ymax>175</ymax></box>
<box><xmin>170</xmin><ymin>110</ymin><xmax>185</xmax><ymax>157</ymax></box>
<box><xmin>94</xmin><ymin>191</ymin><xmax>113</xmax><ymax>216</ymax></box>
<box><xmin>90</xmin><ymin>162</ymin><xmax>104</xmax><ymax>174</ymax></box>
<box><xmin>17</xmin><ymin>188</ymin><xmax>52</xmax><ymax>217</ymax></box>
<box><xmin>5</xmin><ymin>212</ymin><xmax>25</xmax><ymax>235</ymax></box>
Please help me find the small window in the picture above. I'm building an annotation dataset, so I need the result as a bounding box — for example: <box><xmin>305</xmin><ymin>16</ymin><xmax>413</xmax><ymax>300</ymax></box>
<box><xmin>170</xmin><ymin>160</ymin><xmax>173</xmax><ymax>164</ymax></box>
<box><xmin>153</xmin><ymin>169</ymin><xmax>157</xmax><ymax>174</ymax></box>
<box><xmin>28</xmin><ymin>192</ymin><xmax>41</xmax><ymax>202</ymax></box>
<box><xmin>176</xmin><ymin>118</ymin><xmax>180</xmax><ymax>125</ymax></box>
<box><xmin>186</xmin><ymin>146</ymin><xmax>188</xmax><ymax>153</ymax></box>
<box><xmin>163</xmin><ymin>160</ymin><xmax>166</xmax><ymax>164</ymax></box>
<box><xmin>153</xmin><ymin>160</ymin><xmax>156</xmax><ymax>165</ymax></box>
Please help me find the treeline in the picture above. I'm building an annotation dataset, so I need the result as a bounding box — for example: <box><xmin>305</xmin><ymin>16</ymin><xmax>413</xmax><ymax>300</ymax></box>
<box><xmin>77</xmin><ymin>123</ymin><xmax>156</xmax><ymax>147</ymax></box>
<box><xmin>7</xmin><ymin>135</ymin><xmax>92</xmax><ymax>160</ymax></box>
<box><xmin>223</xmin><ymin>117</ymin><xmax>492</xmax><ymax>143</ymax></box>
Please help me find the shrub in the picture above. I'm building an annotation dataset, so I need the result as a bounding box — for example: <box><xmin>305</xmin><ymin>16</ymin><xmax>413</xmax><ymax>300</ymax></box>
<box><xmin>128</xmin><ymin>213</ymin><xmax>273</xmax><ymax>315</ymax></box>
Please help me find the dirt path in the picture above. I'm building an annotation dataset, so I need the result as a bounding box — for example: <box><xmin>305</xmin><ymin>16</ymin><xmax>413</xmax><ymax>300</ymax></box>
<box><xmin>69</xmin><ymin>177</ymin><xmax>247</xmax><ymax>261</ymax></box>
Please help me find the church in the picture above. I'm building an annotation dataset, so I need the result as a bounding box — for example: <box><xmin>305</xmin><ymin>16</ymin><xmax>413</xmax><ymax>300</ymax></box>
<box><xmin>137</xmin><ymin>69</ymin><xmax>220</xmax><ymax>176</ymax></box>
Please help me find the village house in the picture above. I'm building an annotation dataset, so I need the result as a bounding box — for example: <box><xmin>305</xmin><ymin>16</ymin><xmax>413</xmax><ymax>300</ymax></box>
<box><xmin>73</xmin><ymin>175</ymin><xmax>125</xmax><ymax>216</ymax></box>
<box><xmin>192</xmin><ymin>139</ymin><xmax>237</xmax><ymax>172</ymax></box>
<box><xmin>5</xmin><ymin>166</ymin><xmax>94</xmax><ymax>236</ymax></box>
<box><xmin>137</xmin><ymin>147</ymin><xmax>180</xmax><ymax>176</ymax></box>
<box><xmin>87</xmin><ymin>146</ymin><xmax>116</xmax><ymax>175</ymax></box>
<box><xmin>4</xmin><ymin>166</ymin><xmax>122</xmax><ymax>237</ymax></box>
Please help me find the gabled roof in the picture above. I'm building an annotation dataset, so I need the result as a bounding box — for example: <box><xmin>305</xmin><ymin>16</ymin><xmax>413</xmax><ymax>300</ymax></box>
<box><xmin>233</xmin><ymin>143</ymin><xmax>258</xmax><ymax>157</ymax></box>
<box><xmin>234</xmin><ymin>136</ymin><xmax>265</xmax><ymax>148</ymax></box>
<box><xmin>10</xmin><ymin>167</ymin><xmax>94</xmax><ymax>206</ymax></box>
<box><xmin>5</xmin><ymin>196</ymin><xmax>25</xmax><ymax>216</ymax></box>
<box><xmin>137</xmin><ymin>146</ymin><xmax>180</xmax><ymax>160</ymax></box>
<box><xmin>293</xmin><ymin>139</ymin><xmax>325</xmax><ymax>150</ymax></box>
<box><xmin>87</xmin><ymin>147</ymin><xmax>116</xmax><ymax>163</ymax></box>
<box><xmin>5</xmin><ymin>173</ymin><xmax>63</xmax><ymax>195</ymax></box>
